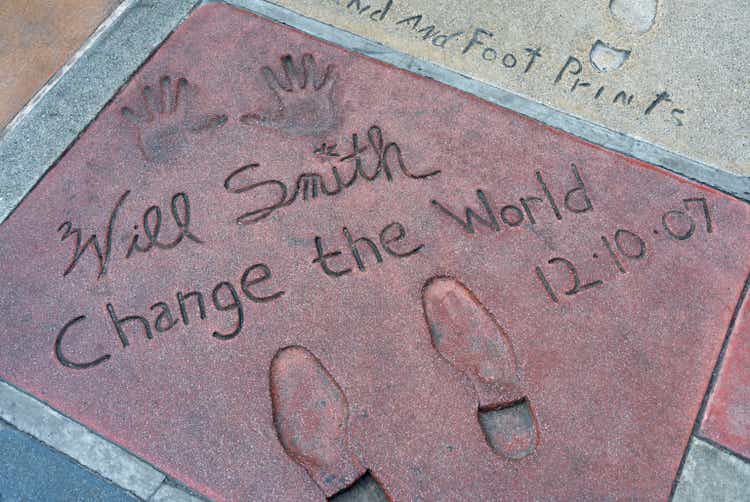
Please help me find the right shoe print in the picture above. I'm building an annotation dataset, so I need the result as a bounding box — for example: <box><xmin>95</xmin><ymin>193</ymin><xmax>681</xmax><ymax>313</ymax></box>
<box><xmin>422</xmin><ymin>276</ymin><xmax>539</xmax><ymax>460</ymax></box>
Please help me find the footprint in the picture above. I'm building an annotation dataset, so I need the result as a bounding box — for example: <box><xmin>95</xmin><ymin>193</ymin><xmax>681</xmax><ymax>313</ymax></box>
<box><xmin>590</xmin><ymin>40</ymin><xmax>631</xmax><ymax>72</ymax></box>
<box><xmin>422</xmin><ymin>277</ymin><xmax>539</xmax><ymax>460</ymax></box>
<box><xmin>609</xmin><ymin>0</ymin><xmax>657</xmax><ymax>33</ymax></box>
<box><xmin>330</xmin><ymin>472</ymin><xmax>389</xmax><ymax>502</ymax></box>
<box><xmin>270</xmin><ymin>346</ymin><xmax>387</xmax><ymax>499</ymax></box>
<box><xmin>589</xmin><ymin>0</ymin><xmax>658</xmax><ymax>72</ymax></box>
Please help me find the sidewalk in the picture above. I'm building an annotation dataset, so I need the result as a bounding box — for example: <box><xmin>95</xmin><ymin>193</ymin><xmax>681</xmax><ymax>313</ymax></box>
<box><xmin>0</xmin><ymin>1</ymin><xmax>748</xmax><ymax>500</ymax></box>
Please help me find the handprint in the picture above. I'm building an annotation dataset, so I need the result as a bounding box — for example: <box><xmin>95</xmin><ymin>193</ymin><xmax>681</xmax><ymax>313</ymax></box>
<box><xmin>121</xmin><ymin>76</ymin><xmax>227</xmax><ymax>162</ymax></box>
<box><xmin>240</xmin><ymin>54</ymin><xmax>339</xmax><ymax>137</ymax></box>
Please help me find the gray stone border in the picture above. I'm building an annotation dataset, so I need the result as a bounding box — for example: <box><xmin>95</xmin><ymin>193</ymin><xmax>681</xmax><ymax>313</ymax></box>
<box><xmin>0</xmin><ymin>3</ymin><xmax>208</xmax><ymax>500</ymax></box>
<box><xmin>0</xmin><ymin>0</ymin><xmax>748</xmax><ymax>500</ymax></box>
<box><xmin>0</xmin><ymin>0</ymin><xmax>204</xmax><ymax>225</ymax></box>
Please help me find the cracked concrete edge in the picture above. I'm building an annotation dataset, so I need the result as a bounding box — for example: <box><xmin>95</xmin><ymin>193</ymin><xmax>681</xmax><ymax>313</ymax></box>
<box><xmin>225</xmin><ymin>0</ymin><xmax>750</xmax><ymax>202</ymax></box>
<box><xmin>0</xmin><ymin>0</ymin><xmax>205</xmax><ymax>225</ymax></box>
<box><xmin>673</xmin><ymin>437</ymin><xmax>750</xmax><ymax>501</ymax></box>
<box><xmin>0</xmin><ymin>379</ymin><xmax>165</xmax><ymax>499</ymax></box>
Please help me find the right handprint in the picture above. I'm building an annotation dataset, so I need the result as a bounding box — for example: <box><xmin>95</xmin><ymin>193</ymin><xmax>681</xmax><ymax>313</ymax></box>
<box><xmin>241</xmin><ymin>53</ymin><xmax>339</xmax><ymax>137</ymax></box>
<box><xmin>422</xmin><ymin>276</ymin><xmax>539</xmax><ymax>460</ymax></box>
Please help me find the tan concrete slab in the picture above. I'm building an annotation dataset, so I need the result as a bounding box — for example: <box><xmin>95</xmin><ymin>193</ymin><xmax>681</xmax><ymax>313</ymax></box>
<box><xmin>0</xmin><ymin>0</ymin><xmax>122</xmax><ymax>129</ymax></box>
<box><xmin>267</xmin><ymin>0</ymin><xmax>749</xmax><ymax>176</ymax></box>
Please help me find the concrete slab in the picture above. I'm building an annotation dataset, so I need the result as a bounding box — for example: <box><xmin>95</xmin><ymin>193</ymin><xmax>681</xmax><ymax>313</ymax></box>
<box><xmin>264</xmin><ymin>0</ymin><xmax>750</xmax><ymax>176</ymax></box>
<box><xmin>0</xmin><ymin>418</ymin><xmax>139</xmax><ymax>502</ymax></box>
<box><xmin>673</xmin><ymin>437</ymin><xmax>750</xmax><ymax>501</ymax></box>
<box><xmin>150</xmin><ymin>483</ymin><xmax>206</xmax><ymax>502</ymax></box>
<box><xmin>0</xmin><ymin>380</ymin><xmax>165</xmax><ymax>500</ymax></box>
<box><xmin>0</xmin><ymin>0</ymin><xmax>201</xmax><ymax>225</ymax></box>
<box><xmin>701</xmin><ymin>280</ymin><xmax>750</xmax><ymax>460</ymax></box>
<box><xmin>0</xmin><ymin>4</ymin><xmax>748</xmax><ymax>500</ymax></box>
<box><xmin>0</xmin><ymin>0</ymin><xmax>122</xmax><ymax>130</ymax></box>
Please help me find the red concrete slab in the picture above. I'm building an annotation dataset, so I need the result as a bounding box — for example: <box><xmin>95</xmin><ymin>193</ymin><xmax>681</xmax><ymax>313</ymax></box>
<box><xmin>702</xmin><ymin>289</ymin><xmax>750</xmax><ymax>459</ymax></box>
<box><xmin>0</xmin><ymin>4</ymin><xmax>748</xmax><ymax>500</ymax></box>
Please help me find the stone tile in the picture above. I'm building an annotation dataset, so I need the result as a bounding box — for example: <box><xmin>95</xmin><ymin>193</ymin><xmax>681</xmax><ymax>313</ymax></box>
<box><xmin>150</xmin><ymin>483</ymin><xmax>206</xmax><ymax>502</ymax></box>
<box><xmin>0</xmin><ymin>0</ymin><xmax>123</xmax><ymax>130</ymax></box>
<box><xmin>331</xmin><ymin>472</ymin><xmax>389</xmax><ymax>502</ymax></box>
<box><xmin>701</xmin><ymin>286</ymin><xmax>750</xmax><ymax>459</ymax></box>
<box><xmin>263</xmin><ymin>0</ymin><xmax>750</xmax><ymax>175</ymax></box>
<box><xmin>0</xmin><ymin>380</ymin><xmax>165</xmax><ymax>499</ymax></box>
<box><xmin>0</xmin><ymin>0</ymin><xmax>202</xmax><ymax>225</ymax></box>
<box><xmin>0</xmin><ymin>4</ymin><xmax>748</xmax><ymax>501</ymax></box>
<box><xmin>673</xmin><ymin>437</ymin><xmax>750</xmax><ymax>501</ymax></box>
<box><xmin>0</xmin><ymin>419</ymin><xmax>139</xmax><ymax>501</ymax></box>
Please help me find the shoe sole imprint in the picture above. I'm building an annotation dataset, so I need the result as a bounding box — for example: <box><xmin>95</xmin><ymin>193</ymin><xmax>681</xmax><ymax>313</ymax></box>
<box><xmin>422</xmin><ymin>276</ymin><xmax>539</xmax><ymax>460</ymax></box>
<box><xmin>270</xmin><ymin>345</ymin><xmax>367</xmax><ymax>497</ymax></box>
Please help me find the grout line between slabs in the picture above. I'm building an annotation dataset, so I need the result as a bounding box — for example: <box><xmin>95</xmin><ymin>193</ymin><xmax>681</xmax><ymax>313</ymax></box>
<box><xmin>669</xmin><ymin>270</ymin><xmax>750</xmax><ymax>500</ymax></box>
<box><xmin>149</xmin><ymin>480</ymin><xmax>211</xmax><ymax>502</ymax></box>
<box><xmin>0</xmin><ymin>378</ymin><xmax>165</xmax><ymax>500</ymax></box>
<box><xmin>1</xmin><ymin>0</ymin><xmax>137</xmax><ymax>141</ymax></box>
<box><xmin>673</xmin><ymin>436</ymin><xmax>750</xmax><ymax>501</ymax></box>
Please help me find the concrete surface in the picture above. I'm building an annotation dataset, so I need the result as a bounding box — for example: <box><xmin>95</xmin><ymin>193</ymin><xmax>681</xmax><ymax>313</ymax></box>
<box><xmin>266</xmin><ymin>0</ymin><xmax>750</xmax><ymax>176</ymax></box>
<box><xmin>702</xmin><ymin>281</ymin><xmax>750</xmax><ymax>460</ymax></box>
<box><xmin>0</xmin><ymin>418</ymin><xmax>138</xmax><ymax>501</ymax></box>
<box><xmin>674</xmin><ymin>438</ymin><xmax>750</xmax><ymax>502</ymax></box>
<box><xmin>150</xmin><ymin>483</ymin><xmax>207</xmax><ymax>502</ymax></box>
<box><xmin>0</xmin><ymin>4</ymin><xmax>747</xmax><ymax>499</ymax></box>
<box><xmin>0</xmin><ymin>381</ymin><xmax>165</xmax><ymax>499</ymax></box>
<box><xmin>0</xmin><ymin>1</ymin><xmax>748</xmax><ymax>501</ymax></box>
<box><xmin>2</xmin><ymin>0</ymin><xmax>747</xmax><ymax>229</ymax></box>
<box><xmin>0</xmin><ymin>0</ymin><xmax>200</xmax><ymax>225</ymax></box>
<box><xmin>0</xmin><ymin>0</ymin><xmax>122</xmax><ymax>129</ymax></box>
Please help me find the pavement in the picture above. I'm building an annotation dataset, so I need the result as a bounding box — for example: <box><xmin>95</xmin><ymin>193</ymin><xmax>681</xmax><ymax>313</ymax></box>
<box><xmin>0</xmin><ymin>1</ymin><xmax>748</xmax><ymax>500</ymax></box>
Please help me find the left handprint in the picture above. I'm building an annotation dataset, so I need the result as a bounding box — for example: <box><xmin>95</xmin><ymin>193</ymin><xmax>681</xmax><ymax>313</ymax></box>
<box><xmin>121</xmin><ymin>76</ymin><xmax>227</xmax><ymax>162</ymax></box>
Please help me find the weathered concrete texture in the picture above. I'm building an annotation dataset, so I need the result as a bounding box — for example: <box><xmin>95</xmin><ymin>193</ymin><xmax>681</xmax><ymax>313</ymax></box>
<box><xmin>0</xmin><ymin>0</ymin><xmax>201</xmax><ymax>224</ymax></box>
<box><xmin>673</xmin><ymin>438</ymin><xmax>750</xmax><ymax>501</ymax></box>
<box><xmin>701</xmin><ymin>283</ymin><xmax>750</xmax><ymax>459</ymax></box>
<box><xmin>0</xmin><ymin>381</ymin><xmax>165</xmax><ymax>499</ymax></box>
<box><xmin>265</xmin><ymin>0</ymin><xmax>750</xmax><ymax>176</ymax></box>
<box><xmin>0</xmin><ymin>0</ymin><xmax>122</xmax><ymax>130</ymax></box>
<box><xmin>0</xmin><ymin>4</ymin><xmax>748</xmax><ymax>501</ymax></box>
<box><xmin>0</xmin><ymin>418</ymin><xmax>139</xmax><ymax>502</ymax></box>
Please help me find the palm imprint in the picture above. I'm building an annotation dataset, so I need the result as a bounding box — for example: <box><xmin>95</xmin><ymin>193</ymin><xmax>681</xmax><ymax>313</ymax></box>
<box><xmin>121</xmin><ymin>76</ymin><xmax>227</xmax><ymax>162</ymax></box>
<box><xmin>241</xmin><ymin>54</ymin><xmax>339</xmax><ymax>137</ymax></box>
